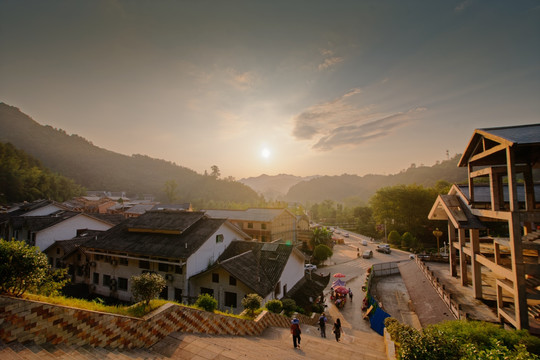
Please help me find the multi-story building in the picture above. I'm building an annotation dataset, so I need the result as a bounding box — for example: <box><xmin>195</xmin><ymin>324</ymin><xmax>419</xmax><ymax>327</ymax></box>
<box><xmin>429</xmin><ymin>124</ymin><xmax>540</xmax><ymax>330</ymax></box>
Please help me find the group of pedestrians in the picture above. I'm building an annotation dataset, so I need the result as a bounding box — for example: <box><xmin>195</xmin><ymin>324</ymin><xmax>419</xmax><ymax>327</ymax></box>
<box><xmin>290</xmin><ymin>313</ymin><xmax>343</xmax><ymax>349</ymax></box>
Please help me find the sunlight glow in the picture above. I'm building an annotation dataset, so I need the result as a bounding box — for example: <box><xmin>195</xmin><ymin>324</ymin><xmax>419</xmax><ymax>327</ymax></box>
<box><xmin>261</xmin><ymin>148</ymin><xmax>271</xmax><ymax>159</ymax></box>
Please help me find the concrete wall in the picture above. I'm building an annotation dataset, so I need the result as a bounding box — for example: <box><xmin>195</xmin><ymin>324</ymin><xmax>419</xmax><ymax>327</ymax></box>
<box><xmin>0</xmin><ymin>295</ymin><xmax>318</xmax><ymax>349</ymax></box>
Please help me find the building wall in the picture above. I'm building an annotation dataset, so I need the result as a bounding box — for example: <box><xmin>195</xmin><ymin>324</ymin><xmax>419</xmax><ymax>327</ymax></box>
<box><xmin>191</xmin><ymin>267</ymin><xmax>253</xmax><ymax>314</ymax></box>
<box><xmin>276</xmin><ymin>250</ymin><xmax>305</xmax><ymax>298</ymax></box>
<box><xmin>270</xmin><ymin>211</ymin><xmax>296</xmax><ymax>243</ymax></box>
<box><xmin>36</xmin><ymin>215</ymin><xmax>112</xmax><ymax>251</ymax></box>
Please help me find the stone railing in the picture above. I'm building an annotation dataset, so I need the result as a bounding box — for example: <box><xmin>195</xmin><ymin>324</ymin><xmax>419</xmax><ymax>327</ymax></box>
<box><xmin>414</xmin><ymin>258</ymin><xmax>467</xmax><ymax>320</ymax></box>
<box><xmin>0</xmin><ymin>295</ymin><xmax>315</xmax><ymax>349</ymax></box>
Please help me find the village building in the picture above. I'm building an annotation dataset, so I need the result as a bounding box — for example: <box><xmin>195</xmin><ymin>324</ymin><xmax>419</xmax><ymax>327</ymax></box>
<box><xmin>190</xmin><ymin>241</ymin><xmax>306</xmax><ymax>313</ymax></box>
<box><xmin>204</xmin><ymin>208</ymin><xmax>298</xmax><ymax>244</ymax></box>
<box><xmin>428</xmin><ymin>124</ymin><xmax>540</xmax><ymax>330</ymax></box>
<box><xmin>79</xmin><ymin>210</ymin><xmax>251</xmax><ymax>303</ymax></box>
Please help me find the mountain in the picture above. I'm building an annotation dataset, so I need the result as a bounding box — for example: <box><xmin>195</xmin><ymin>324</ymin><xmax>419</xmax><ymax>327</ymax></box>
<box><xmin>0</xmin><ymin>103</ymin><xmax>260</xmax><ymax>207</ymax></box>
<box><xmin>238</xmin><ymin>174</ymin><xmax>319</xmax><ymax>200</ymax></box>
<box><xmin>284</xmin><ymin>156</ymin><xmax>468</xmax><ymax>204</ymax></box>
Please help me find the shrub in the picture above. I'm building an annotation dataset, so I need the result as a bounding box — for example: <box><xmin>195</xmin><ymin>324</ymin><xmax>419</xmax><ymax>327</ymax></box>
<box><xmin>388</xmin><ymin>230</ymin><xmax>401</xmax><ymax>246</ymax></box>
<box><xmin>312</xmin><ymin>244</ymin><xmax>333</xmax><ymax>264</ymax></box>
<box><xmin>281</xmin><ymin>298</ymin><xmax>296</xmax><ymax>316</ymax></box>
<box><xmin>311</xmin><ymin>303</ymin><xmax>324</xmax><ymax>314</ymax></box>
<box><xmin>195</xmin><ymin>293</ymin><xmax>218</xmax><ymax>312</ymax></box>
<box><xmin>130</xmin><ymin>273</ymin><xmax>166</xmax><ymax>306</ymax></box>
<box><xmin>0</xmin><ymin>239</ymin><xmax>67</xmax><ymax>296</ymax></box>
<box><xmin>242</xmin><ymin>293</ymin><xmax>262</xmax><ymax>316</ymax></box>
<box><xmin>265</xmin><ymin>299</ymin><xmax>283</xmax><ymax>314</ymax></box>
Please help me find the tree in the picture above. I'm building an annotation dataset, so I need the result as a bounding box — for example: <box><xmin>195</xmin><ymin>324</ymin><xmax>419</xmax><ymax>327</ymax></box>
<box><xmin>310</xmin><ymin>227</ymin><xmax>332</xmax><ymax>248</ymax></box>
<box><xmin>0</xmin><ymin>239</ymin><xmax>67</xmax><ymax>296</ymax></box>
<box><xmin>130</xmin><ymin>273</ymin><xmax>166</xmax><ymax>306</ymax></box>
<box><xmin>281</xmin><ymin>298</ymin><xmax>297</xmax><ymax>317</ymax></box>
<box><xmin>265</xmin><ymin>299</ymin><xmax>283</xmax><ymax>314</ymax></box>
<box><xmin>242</xmin><ymin>293</ymin><xmax>262</xmax><ymax>316</ymax></box>
<box><xmin>388</xmin><ymin>230</ymin><xmax>401</xmax><ymax>246</ymax></box>
<box><xmin>195</xmin><ymin>293</ymin><xmax>218</xmax><ymax>312</ymax></box>
<box><xmin>210</xmin><ymin>165</ymin><xmax>220</xmax><ymax>178</ymax></box>
<box><xmin>401</xmin><ymin>232</ymin><xmax>415</xmax><ymax>250</ymax></box>
<box><xmin>312</xmin><ymin>244</ymin><xmax>333</xmax><ymax>265</ymax></box>
<box><xmin>162</xmin><ymin>179</ymin><xmax>179</xmax><ymax>202</ymax></box>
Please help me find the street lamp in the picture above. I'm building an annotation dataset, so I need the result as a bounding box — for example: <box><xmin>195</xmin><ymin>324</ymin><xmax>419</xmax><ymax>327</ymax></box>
<box><xmin>433</xmin><ymin>228</ymin><xmax>443</xmax><ymax>255</ymax></box>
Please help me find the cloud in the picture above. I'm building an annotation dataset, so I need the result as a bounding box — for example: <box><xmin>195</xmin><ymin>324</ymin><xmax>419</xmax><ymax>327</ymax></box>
<box><xmin>318</xmin><ymin>56</ymin><xmax>344</xmax><ymax>71</ymax></box>
<box><xmin>454</xmin><ymin>0</ymin><xmax>470</xmax><ymax>12</ymax></box>
<box><xmin>292</xmin><ymin>89</ymin><xmax>426</xmax><ymax>151</ymax></box>
<box><xmin>226</xmin><ymin>69</ymin><xmax>257</xmax><ymax>91</ymax></box>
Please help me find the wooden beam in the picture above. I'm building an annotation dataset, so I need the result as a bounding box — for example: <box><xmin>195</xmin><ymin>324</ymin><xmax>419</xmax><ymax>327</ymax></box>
<box><xmin>469</xmin><ymin>144</ymin><xmax>507</xmax><ymax>164</ymax></box>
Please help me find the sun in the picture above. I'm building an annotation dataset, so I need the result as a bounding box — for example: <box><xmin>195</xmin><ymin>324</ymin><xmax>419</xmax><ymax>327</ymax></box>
<box><xmin>261</xmin><ymin>147</ymin><xmax>271</xmax><ymax>159</ymax></box>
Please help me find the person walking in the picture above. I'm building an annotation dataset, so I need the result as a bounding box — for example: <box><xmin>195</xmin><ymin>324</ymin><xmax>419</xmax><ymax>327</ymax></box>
<box><xmin>318</xmin><ymin>313</ymin><xmax>327</xmax><ymax>338</ymax></box>
<box><xmin>349</xmin><ymin>289</ymin><xmax>353</xmax><ymax>301</ymax></box>
<box><xmin>290</xmin><ymin>318</ymin><xmax>301</xmax><ymax>349</ymax></box>
<box><xmin>332</xmin><ymin>318</ymin><xmax>342</xmax><ymax>342</ymax></box>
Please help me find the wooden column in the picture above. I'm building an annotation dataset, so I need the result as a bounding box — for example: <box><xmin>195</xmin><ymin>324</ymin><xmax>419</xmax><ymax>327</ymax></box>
<box><xmin>470</xmin><ymin>229</ymin><xmax>483</xmax><ymax>299</ymax></box>
<box><xmin>490</xmin><ymin>172</ymin><xmax>502</xmax><ymax>211</ymax></box>
<box><xmin>458</xmin><ymin>228</ymin><xmax>468</xmax><ymax>286</ymax></box>
<box><xmin>448</xmin><ymin>222</ymin><xmax>457</xmax><ymax>276</ymax></box>
<box><xmin>468</xmin><ymin>163</ymin><xmax>474</xmax><ymax>204</ymax></box>
<box><xmin>507</xmin><ymin>146</ymin><xmax>528</xmax><ymax>329</ymax></box>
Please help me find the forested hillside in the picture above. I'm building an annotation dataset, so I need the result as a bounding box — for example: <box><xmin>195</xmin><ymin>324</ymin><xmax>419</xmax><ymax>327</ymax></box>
<box><xmin>0</xmin><ymin>103</ymin><xmax>261</xmax><ymax>207</ymax></box>
<box><xmin>0</xmin><ymin>142</ymin><xmax>85</xmax><ymax>203</ymax></box>
<box><xmin>285</xmin><ymin>155</ymin><xmax>468</xmax><ymax>204</ymax></box>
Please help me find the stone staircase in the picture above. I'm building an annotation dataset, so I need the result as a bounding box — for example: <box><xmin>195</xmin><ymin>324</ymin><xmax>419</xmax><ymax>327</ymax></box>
<box><xmin>0</xmin><ymin>325</ymin><xmax>388</xmax><ymax>360</ymax></box>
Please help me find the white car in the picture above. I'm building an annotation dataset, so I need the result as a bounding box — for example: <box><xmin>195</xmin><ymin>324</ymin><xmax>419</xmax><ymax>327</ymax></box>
<box><xmin>344</xmin><ymin>233</ymin><xmax>349</xmax><ymax>238</ymax></box>
<box><xmin>304</xmin><ymin>264</ymin><xmax>317</xmax><ymax>271</ymax></box>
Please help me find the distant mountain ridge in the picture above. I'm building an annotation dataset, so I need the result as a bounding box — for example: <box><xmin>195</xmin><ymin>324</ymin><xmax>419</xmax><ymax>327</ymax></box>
<box><xmin>284</xmin><ymin>156</ymin><xmax>468</xmax><ymax>204</ymax></box>
<box><xmin>238</xmin><ymin>174</ymin><xmax>319</xmax><ymax>200</ymax></box>
<box><xmin>0</xmin><ymin>103</ymin><xmax>260</xmax><ymax>207</ymax></box>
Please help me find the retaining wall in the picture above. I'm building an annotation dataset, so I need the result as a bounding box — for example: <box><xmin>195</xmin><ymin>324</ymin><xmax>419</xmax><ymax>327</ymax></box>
<box><xmin>0</xmin><ymin>295</ymin><xmax>317</xmax><ymax>349</ymax></box>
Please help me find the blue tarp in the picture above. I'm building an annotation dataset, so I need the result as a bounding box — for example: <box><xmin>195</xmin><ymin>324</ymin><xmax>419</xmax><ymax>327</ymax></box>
<box><xmin>369</xmin><ymin>307</ymin><xmax>391</xmax><ymax>336</ymax></box>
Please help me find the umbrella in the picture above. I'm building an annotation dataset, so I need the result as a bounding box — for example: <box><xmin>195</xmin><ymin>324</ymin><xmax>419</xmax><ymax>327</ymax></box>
<box><xmin>333</xmin><ymin>273</ymin><xmax>346</xmax><ymax>278</ymax></box>
<box><xmin>332</xmin><ymin>279</ymin><xmax>346</xmax><ymax>287</ymax></box>
<box><xmin>334</xmin><ymin>286</ymin><xmax>349</xmax><ymax>294</ymax></box>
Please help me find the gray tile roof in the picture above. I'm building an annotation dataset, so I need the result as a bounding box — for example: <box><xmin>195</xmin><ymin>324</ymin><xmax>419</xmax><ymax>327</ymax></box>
<box><xmin>81</xmin><ymin>211</ymin><xmax>228</xmax><ymax>259</ymax></box>
<box><xmin>215</xmin><ymin>241</ymin><xmax>294</xmax><ymax>297</ymax></box>
<box><xmin>439</xmin><ymin>195</ymin><xmax>484</xmax><ymax>229</ymax></box>
<box><xmin>11</xmin><ymin>211</ymin><xmax>79</xmax><ymax>231</ymax></box>
<box><xmin>205</xmin><ymin>208</ymin><xmax>289</xmax><ymax>222</ymax></box>
<box><xmin>479</xmin><ymin>124</ymin><xmax>540</xmax><ymax>145</ymax></box>
<box><xmin>124</xmin><ymin>204</ymin><xmax>155</xmax><ymax>215</ymax></box>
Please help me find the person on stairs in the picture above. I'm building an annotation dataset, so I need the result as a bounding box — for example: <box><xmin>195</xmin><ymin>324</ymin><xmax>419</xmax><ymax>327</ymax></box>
<box><xmin>333</xmin><ymin>318</ymin><xmax>343</xmax><ymax>342</ymax></box>
<box><xmin>318</xmin><ymin>313</ymin><xmax>327</xmax><ymax>338</ymax></box>
<box><xmin>290</xmin><ymin>317</ymin><xmax>302</xmax><ymax>349</ymax></box>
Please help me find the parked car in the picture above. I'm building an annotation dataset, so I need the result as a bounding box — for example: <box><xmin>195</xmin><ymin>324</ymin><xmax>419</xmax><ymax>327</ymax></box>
<box><xmin>376</xmin><ymin>244</ymin><xmax>391</xmax><ymax>254</ymax></box>
<box><xmin>362</xmin><ymin>250</ymin><xmax>373</xmax><ymax>259</ymax></box>
<box><xmin>344</xmin><ymin>233</ymin><xmax>349</xmax><ymax>238</ymax></box>
<box><xmin>304</xmin><ymin>264</ymin><xmax>317</xmax><ymax>271</ymax></box>
<box><xmin>362</xmin><ymin>240</ymin><xmax>368</xmax><ymax>246</ymax></box>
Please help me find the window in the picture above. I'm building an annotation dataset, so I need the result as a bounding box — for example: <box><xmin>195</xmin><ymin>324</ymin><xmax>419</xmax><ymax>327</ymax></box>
<box><xmin>229</xmin><ymin>276</ymin><xmax>236</xmax><ymax>286</ymax></box>
<box><xmin>56</xmin><ymin>248</ymin><xmax>60</xmax><ymax>255</ymax></box>
<box><xmin>77</xmin><ymin>254</ymin><xmax>82</xmax><ymax>261</ymax></box>
<box><xmin>139</xmin><ymin>260</ymin><xmax>150</xmax><ymax>269</ymax></box>
<box><xmin>95</xmin><ymin>254</ymin><xmax>103</xmax><ymax>261</ymax></box>
<box><xmin>119</xmin><ymin>257</ymin><xmax>128</xmax><ymax>266</ymax></box>
<box><xmin>77</xmin><ymin>266</ymin><xmax>84</xmax><ymax>276</ymax></box>
<box><xmin>216</xmin><ymin>234</ymin><xmax>224</xmax><ymax>243</ymax></box>
<box><xmin>93</xmin><ymin>273</ymin><xmax>99</xmax><ymax>285</ymax></box>
<box><xmin>55</xmin><ymin>258</ymin><xmax>62</xmax><ymax>268</ymax></box>
<box><xmin>200</xmin><ymin>287</ymin><xmax>214</xmax><ymax>296</ymax></box>
<box><xmin>247</xmin><ymin>223</ymin><xmax>253</xmax><ymax>229</ymax></box>
<box><xmin>174</xmin><ymin>265</ymin><xmax>183</xmax><ymax>274</ymax></box>
<box><xmin>283</xmin><ymin>284</ymin><xmax>287</xmax><ymax>297</ymax></box>
<box><xmin>224</xmin><ymin>292</ymin><xmax>237</xmax><ymax>308</ymax></box>
<box><xmin>160</xmin><ymin>286</ymin><xmax>168</xmax><ymax>299</ymax></box>
<box><xmin>261</xmin><ymin>223</ymin><xmax>267</xmax><ymax>230</ymax></box>
<box><xmin>48</xmin><ymin>257</ymin><xmax>53</xmax><ymax>266</ymax></box>
<box><xmin>212</xmin><ymin>273</ymin><xmax>219</xmax><ymax>283</ymax></box>
<box><xmin>158</xmin><ymin>262</ymin><xmax>169</xmax><ymax>272</ymax></box>
<box><xmin>174</xmin><ymin>288</ymin><xmax>182</xmax><ymax>302</ymax></box>
<box><xmin>118</xmin><ymin>277</ymin><xmax>128</xmax><ymax>291</ymax></box>
<box><xmin>103</xmin><ymin>274</ymin><xmax>111</xmax><ymax>287</ymax></box>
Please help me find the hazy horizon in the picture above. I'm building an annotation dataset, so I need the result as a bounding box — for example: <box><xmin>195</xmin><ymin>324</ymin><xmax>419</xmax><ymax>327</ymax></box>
<box><xmin>1</xmin><ymin>1</ymin><xmax>539</xmax><ymax>179</ymax></box>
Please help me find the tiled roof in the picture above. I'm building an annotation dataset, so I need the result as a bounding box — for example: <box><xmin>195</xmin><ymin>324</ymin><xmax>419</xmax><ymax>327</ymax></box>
<box><xmin>286</xmin><ymin>272</ymin><xmax>330</xmax><ymax>309</ymax></box>
<box><xmin>478</xmin><ymin>124</ymin><xmax>540</xmax><ymax>145</ymax></box>
<box><xmin>438</xmin><ymin>195</ymin><xmax>484</xmax><ymax>229</ymax></box>
<box><xmin>45</xmin><ymin>230</ymin><xmax>105</xmax><ymax>258</ymax></box>
<box><xmin>216</xmin><ymin>241</ymin><xmax>294</xmax><ymax>297</ymax></box>
<box><xmin>81</xmin><ymin>211</ymin><xmax>228</xmax><ymax>259</ymax></box>
<box><xmin>205</xmin><ymin>208</ymin><xmax>289</xmax><ymax>222</ymax></box>
<box><xmin>86</xmin><ymin>213</ymin><xmax>126</xmax><ymax>225</ymax></box>
<box><xmin>151</xmin><ymin>203</ymin><xmax>191</xmax><ymax>211</ymax></box>
<box><xmin>124</xmin><ymin>204</ymin><xmax>155</xmax><ymax>215</ymax></box>
<box><xmin>11</xmin><ymin>211</ymin><xmax>79</xmax><ymax>231</ymax></box>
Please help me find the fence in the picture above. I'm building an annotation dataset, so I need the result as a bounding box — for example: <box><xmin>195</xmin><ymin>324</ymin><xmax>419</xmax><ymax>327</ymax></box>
<box><xmin>414</xmin><ymin>257</ymin><xmax>467</xmax><ymax>320</ymax></box>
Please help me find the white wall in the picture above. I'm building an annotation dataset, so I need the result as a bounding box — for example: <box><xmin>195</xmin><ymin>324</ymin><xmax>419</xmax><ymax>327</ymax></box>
<box><xmin>277</xmin><ymin>249</ymin><xmax>305</xmax><ymax>298</ymax></box>
<box><xmin>36</xmin><ymin>214</ymin><xmax>112</xmax><ymax>251</ymax></box>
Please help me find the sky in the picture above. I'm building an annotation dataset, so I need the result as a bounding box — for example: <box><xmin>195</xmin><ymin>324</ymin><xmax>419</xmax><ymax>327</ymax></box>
<box><xmin>1</xmin><ymin>0</ymin><xmax>539</xmax><ymax>179</ymax></box>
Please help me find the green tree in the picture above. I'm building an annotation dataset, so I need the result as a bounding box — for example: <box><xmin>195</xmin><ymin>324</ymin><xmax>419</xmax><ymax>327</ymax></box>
<box><xmin>0</xmin><ymin>239</ymin><xmax>67</xmax><ymax>296</ymax></box>
<box><xmin>163</xmin><ymin>179</ymin><xmax>179</xmax><ymax>202</ymax></box>
<box><xmin>312</xmin><ymin>244</ymin><xmax>333</xmax><ymax>265</ymax></box>
<box><xmin>210</xmin><ymin>165</ymin><xmax>221</xmax><ymax>178</ymax></box>
<box><xmin>242</xmin><ymin>293</ymin><xmax>262</xmax><ymax>316</ymax></box>
<box><xmin>130</xmin><ymin>273</ymin><xmax>166</xmax><ymax>306</ymax></box>
<box><xmin>195</xmin><ymin>293</ymin><xmax>218</xmax><ymax>312</ymax></box>
<box><xmin>388</xmin><ymin>230</ymin><xmax>401</xmax><ymax>246</ymax></box>
<box><xmin>265</xmin><ymin>299</ymin><xmax>283</xmax><ymax>314</ymax></box>
<box><xmin>310</xmin><ymin>227</ymin><xmax>332</xmax><ymax>248</ymax></box>
<box><xmin>281</xmin><ymin>298</ymin><xmax>297</xmax><ymax>317</ymax></box>
<box><xmin>401</xmin><ymin>232</ymin><xmax>415</xmax><ymax>250</ymax></box>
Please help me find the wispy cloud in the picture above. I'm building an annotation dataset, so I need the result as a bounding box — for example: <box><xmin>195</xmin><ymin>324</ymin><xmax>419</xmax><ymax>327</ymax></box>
<box><xmin>454</xmin><ymin>0</ymin><xmax>470</xmax><ymax>12</ymax></box>
<box><xmin>226</xmin><ymin>69</ymin><xmax>257</xmax><ymax>91</ymax></box>
<box><xmin>292</xmin><ymin>89</ymin><xmax>425</xmax><ymax>151</ymax></box>
<box><xmin>318</xmin><ymin>48</ymin><xmax>344</xmax><ymax>71</ymax></box>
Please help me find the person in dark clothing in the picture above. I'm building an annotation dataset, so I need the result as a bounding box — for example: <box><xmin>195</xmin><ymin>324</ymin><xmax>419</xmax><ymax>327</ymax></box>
<box><xmin>318</xmin><ymin>313</ymin><xmax>327</xmax><ymax>338</ymax></box>
<box><xmin>290</xmin><ymin>318</ymin><xmax>301</xmax><ymax>348</ymax></box>
<box><xmin>333</xmin><ymin>318</ymin><xmax>342</xmax><ymax>342</ymax></box>
<box><xmin>349</xmin><ymin>289</ymin><xmax>353</xmax><ymax>301</ymax></box>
